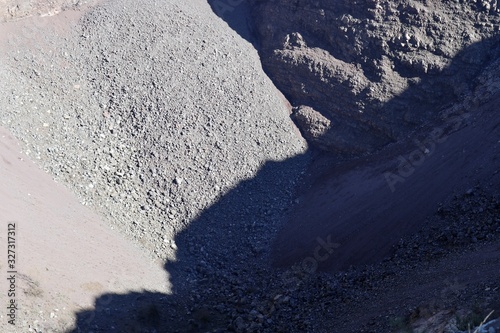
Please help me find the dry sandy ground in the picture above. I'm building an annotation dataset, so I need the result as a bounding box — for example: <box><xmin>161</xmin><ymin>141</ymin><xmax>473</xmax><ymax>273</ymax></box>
<box><xmin>0</xmin><ymin>126</ymin><xmax>169</xmax><ymax>332</ymax></box>
<box><xmin>0</xmin><ymin>0</ymin><xmax>102</xmax><ymax>22</ymax></box>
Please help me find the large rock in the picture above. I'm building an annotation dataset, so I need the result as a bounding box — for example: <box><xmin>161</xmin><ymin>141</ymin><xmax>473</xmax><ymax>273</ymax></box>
<box><xmin>250</xmin><ymin>0</ymin><xmax>500</xmax><ymax>153</ymax></box>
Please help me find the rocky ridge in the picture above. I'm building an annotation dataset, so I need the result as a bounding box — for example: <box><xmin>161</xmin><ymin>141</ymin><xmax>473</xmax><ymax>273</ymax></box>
<box><xmin>250</xmin><ymin>0</ymin><xmax>500</xmax><ymax>153</ymax></box>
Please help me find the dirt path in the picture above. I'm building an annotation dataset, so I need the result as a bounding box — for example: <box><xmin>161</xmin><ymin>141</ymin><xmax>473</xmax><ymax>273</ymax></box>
<box><xmin>0</xmin><ymin>127</ymin><xmax>169</xmax><ymax>332</ymax></box>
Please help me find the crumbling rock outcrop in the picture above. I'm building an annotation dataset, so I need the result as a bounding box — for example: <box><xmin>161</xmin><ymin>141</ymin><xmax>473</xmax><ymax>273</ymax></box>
<box><xmin>250</xmin><ymin>0</ymin><xmax>500</xmax><ymax>153</ymax></box>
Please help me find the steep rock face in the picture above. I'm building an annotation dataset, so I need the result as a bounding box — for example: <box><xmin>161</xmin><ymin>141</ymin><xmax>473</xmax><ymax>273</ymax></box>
<box><xmin>250</xmin><ymin>0</ymin><xmax>500</xmax><ymax>153</ymax></box>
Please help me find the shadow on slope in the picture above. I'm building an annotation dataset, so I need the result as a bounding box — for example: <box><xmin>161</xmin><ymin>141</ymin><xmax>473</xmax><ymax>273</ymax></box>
<box><xmin>69</xmin><ymin>30</ymin><xmax>500</xmax><ymax>333</ymax></box>
<box><xmin>272</xmin><ymin>36</ymin><xmax>500</xmax><ymax>271</ymax></box>
<box><xmin>69</xmin><ymin>153</ymin><xmax>310</xmax><ymax>332</ymax></box>
<box><xmin>206</xmin><ymin>0</ymin><xmax>258</xmax><ymax>46</ymax></box>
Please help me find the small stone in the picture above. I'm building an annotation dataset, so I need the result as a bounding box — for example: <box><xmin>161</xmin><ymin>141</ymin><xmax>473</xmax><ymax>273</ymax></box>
<box><xmin>174</xmin><ymin>177</ymin><xmax>183</xmax><ymax>185</ymax></box>
<box><xmin>234</xmin><ymin>317</ymin><xmax>245</xmax><ymax>331</ymax></box>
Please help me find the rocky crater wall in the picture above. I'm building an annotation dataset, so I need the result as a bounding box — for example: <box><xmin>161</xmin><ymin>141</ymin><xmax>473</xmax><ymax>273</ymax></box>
<box><xmin>250</xmin><ymin>0</ymin><xmax>500</xmax><ymax>153</ymax></box>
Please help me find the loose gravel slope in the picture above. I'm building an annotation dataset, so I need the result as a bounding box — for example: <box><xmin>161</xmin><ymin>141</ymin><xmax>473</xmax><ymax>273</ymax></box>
<box><xmin>0</xmin><ymin>0</ymin><xmax>308</xmax><ymax>262</ymax></box>
<box><xmin>0</xmin><ymin>1</ymin><xmax>309</xmax><ymax>331</ymax></box>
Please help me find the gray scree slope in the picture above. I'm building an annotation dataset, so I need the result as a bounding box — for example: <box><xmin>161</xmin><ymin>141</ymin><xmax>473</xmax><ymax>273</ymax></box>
<box><xmin>0</xmin><ymin>0</ymin><xmax>308</xmax><ymax>262</ymax></box>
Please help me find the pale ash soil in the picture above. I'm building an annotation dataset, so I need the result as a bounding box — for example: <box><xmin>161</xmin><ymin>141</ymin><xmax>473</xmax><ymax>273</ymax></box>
<box><xmin>0</xmin><ymin>0</ymin><xmax>101</xmax><ymax>22</ymax></box>
<box><xmin>0</xmin><ymin>127</ymin><xmax>169</xmax><ymax>333</ymax></box>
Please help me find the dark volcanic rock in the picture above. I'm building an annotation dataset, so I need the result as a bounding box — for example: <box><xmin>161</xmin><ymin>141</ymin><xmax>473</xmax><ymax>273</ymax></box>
<box><xmin>250</xmin><ymin>0</ymin><xmax>500</xmax><ymax>153</ymax></box>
